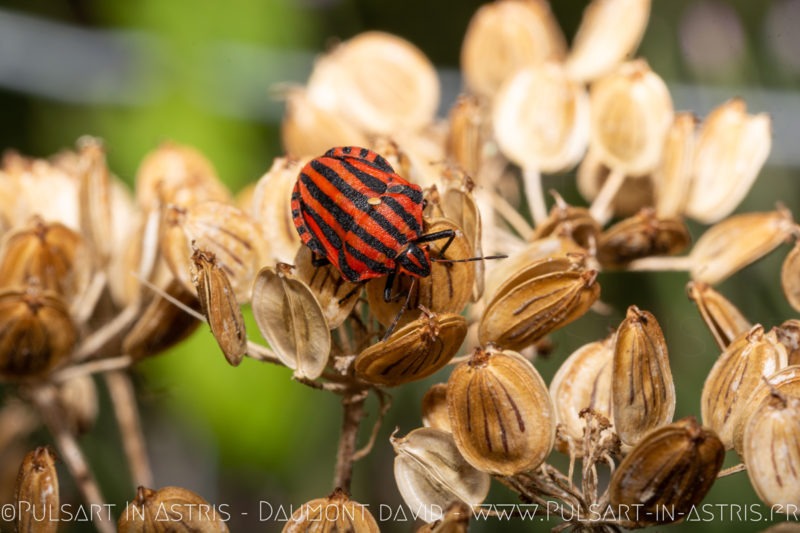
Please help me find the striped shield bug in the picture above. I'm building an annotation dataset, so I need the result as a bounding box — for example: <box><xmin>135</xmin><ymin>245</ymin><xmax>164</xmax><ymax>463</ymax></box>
<box><xmin>291</xmin><ymin>146</ymin><xmax>502</xmax><ymax>304</ymax></box>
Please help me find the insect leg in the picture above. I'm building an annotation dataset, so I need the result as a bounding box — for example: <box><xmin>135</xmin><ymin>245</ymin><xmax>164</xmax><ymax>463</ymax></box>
<box><xmin>414</xmin><ymin>229</ymin><xmax>456</xmax><ymax>258</ymax></box>
<box><xmin>311</xmin><ymin>253</ymin><xmax>331</xmax><ymax>268</ymax></box>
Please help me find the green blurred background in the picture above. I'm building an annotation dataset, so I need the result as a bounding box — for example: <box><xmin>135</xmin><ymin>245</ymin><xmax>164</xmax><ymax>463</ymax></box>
<box><xmin>1</xmin><ymin>0</ymin><xmax>799</xmax><ymax>531</ymax></box>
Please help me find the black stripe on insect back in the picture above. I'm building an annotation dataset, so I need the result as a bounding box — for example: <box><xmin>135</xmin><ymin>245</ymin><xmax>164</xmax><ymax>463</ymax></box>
<box><xmin>382</xmin><ymin>196</ymin><xmax>421</xmax><ymax>235</ymax></box>
<box><xmin>300</xmin><ymin>171</ymin><xmax>398</xmax><ymax>259</ymax></box>
<box><xmin>336</xmin><ymin>158</ymin><xmax>389</xmax><ymax>193</ymax></box>
<box><xmin>301</xmin><ymin>203</ymin><xmax>361</xmax><ymax>281</ymax></box>
<box><xmin>345</xmin><ymin>242</ymin><xmax>393</xmax><ymax>275</ymax></box>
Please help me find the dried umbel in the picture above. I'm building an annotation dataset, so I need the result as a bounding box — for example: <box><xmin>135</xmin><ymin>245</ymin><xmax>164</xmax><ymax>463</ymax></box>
<box><xmin>685</xmin><ymin>99</ymin><xmax>772</xmax><ymax>224</ymax></box>
<box><xmin>118</xmin><ymin>485</ymin><xmax>229</xmax><ymax>533</ymax></box>
<box><xmin>0</xmin><ymin>286</ymin><xmax>77</xmax><ymax>379</ymax></box>
<box><xmin>781</xmin><ymin>241</ymin><xmax>800</xmax><ymax>312</ymax></box>
<box><xmin>294</xmin><ymin>246</ymin><xmax>360</xmax><ymax>330</ymax></box>
<box><xmin>492</xmin><ymin>63</ymin><xmax>589</xmax><ymax>173</ymax></box>
<box><xmin>612</xmin><ymin>306</ymin><xmax>675</xmax><ymax>447</ymax></box>
<box><xmin>596</xmin><ymin>208</ymin><xmax>690</xmax><ymax>269</ymax></box>
<box><xmin>355</xmin><ymin>310</ymin><xmax>466</xmax><ymax>387</ymax></box>
<box><xmin>654</xmin><ymin>112</ymin><xmax>697</xmax><ymax>219</ymax></box>
<box><xmin>14</xmin><ymin>447</ymin><xmax>59</xmax><ymax>533</ymax></box>
<box><xmin>479</xmin><ymin>255</ymin><xmax>600</xmax><ymax>351</ymax></box>
<box><xmin>701</xmin><ymin>325</ymin><xmax>787</xmax><ymax>450</ymax></box>
<box><xmin>447</xmin><ymin>347</ymin><xmax>555</xmax><ymax>475</ymax></box>
<box><xmin>191</xmin><ymin>249</ymin><xmax>247</xmax><ymax>367</ymax></box>
<box><xmin>608</xmin><ymin>417</ymin><xmax>724</xmax><ymax>527</ymax></box>
<box><xmin>690</xmin><ymin>209</ymin><xmax>795</xmax><ymax>285</ymax></box>
<box><xmin>282</xmin><ymin>489</ymin><xmax>379</xmax><ymax>533</ymax></box>
<box><xmin>461</xmin><ymin>0</ymin><xmax>566</xmax><ymax>98</ymax></box>
<box><xmin>686</xmin><ymin>282</ymin><xmax>751</xmax><ymax>350</ymax></box>
<box><xmin>252</xmin><ymin>264</ymin><xmax>330</xmax><ymax>380</ymax></box>
<box><xmin>421</xmin><ymin>383</ymin><xmax>451</xmax><ymax>432</ymax></box>
<box><xmin>565</xmin><ymin>0</ymin><xmax>651</xmax><ymax>82</ymax></box>
<box><xmin>56</xmin><ymin>375</ymin><xmax>99</xmax><ymax>435</ymax></box>
<box><xmin>549</xmin><ymin>336</ymin><xmax>614</xmax><ymax>454</ymax></box>
<box><xmin>743</xmin><ymin>390</ymin><xmax>800</xmax><ymax>508</ymax></box>
<box><xmin>392</xmin><ymin>427</ymin><xmax>490</xmax><ymax>524</ymax></box>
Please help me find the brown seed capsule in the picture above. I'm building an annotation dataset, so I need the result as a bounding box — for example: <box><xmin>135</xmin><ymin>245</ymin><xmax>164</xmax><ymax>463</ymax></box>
<box><xmin>74</xmin><ymin>137</ymin><xmax>114</xmax><ymax>265</ymax></box>
<box><xmin>439</xmin><ymin>179</ymin><xmax>486</xmax><ymax>300</ymax></box>
<box><xmin>421</xmin><ymin>383</ymin><xmax>451</xmax><ymax>432</ymax></box>
<box><xmin>597</xmin><ymin>208</ymin><xmax>691</xmax><ymax>269</ymax></box>
<box><xmin>549</xmin><ymin>335</ymin><xmax>614</xmax><ymax>454</ymax></box>
<box><xmin>447</xmin><ymin>347</ymin><xmax>555</xmax><ymax>475</ymax></box>
<box><xmin>609</xmin><ymin>417</ymin><xmax>724</xmax><ymax>527</ymax></box>
<box><xmin>118</xmin><ymin>485</ymin><xmax>229</xmax><ymax>533</ymax></box>
<box><xmin>612</xmin><ymin>306</ymin><xmax>676</xmax><ymax>446</ymax></box>
<box><xmin>687</xmin><ymin>281</ymin><xmax>751</xmax><ymax>350</ymax></box>
<box><xmin>701</xmin><ymin>325</ymin><xmax>787</xmax><ymax>450</ymax></box>
<box><xmin>686</xmin><ymin>98</ymin><xmax>772</xmax><ymax>224</ymax></box>
<box><xmin>282</xmin><ymin>488</ymin><xmax>379</xmax><ymax>533</ymax></box>
<box><xmin>461</xmin><ymin>0</ymin><xmax>566</xmax><ymax>98</ymax></box>
<box><xmin>531</xmin><ymin>194</ymin><xmax>601</xmax><ymax>250</ymax></box>
<box><xmin>366</xmin><ymin>219</ymin><xmax>475</xmax><ymax>329</ymax></box>
<box><xmin>446</xmin><ymin>95</ymin><xmax>491</xmax><ymax>180</ymax></box>
<box><xmin>479</xmin><ymin>255</ymin><xmax>600</xmax><ymax>351</ymax></box>
<box><xmin>191</xmin><ymin>249</ymin><xmax>247</xmax><ymax>367</ymax></box>
<box><xmin>781</xmin><ymin>242</ymin><xmax>800</xmax><ymax>313</ymax></box>
<box><xmin>356</xmin><ymin>311</ymin><xmax>466</xmax><ymax>387</ymax></box>
<box><xmin>654</xmin><ymin>112</ymin><xmax>697</xmax><ymax>219</ymax></box>
<box><xmin>57</xmin><ymin>375</ymin><xmax>98</xmax><ymax>435</ymax></box>
<box><xmin>252</xmin><ymin>264</ymin><xmax>330</xmax><ymax>379</ymax></box>
<box><xmin>565</xmin><ymin>0</ymin><xmax>651</xmax><ymax>82</ymax></box>
<box><xmin>0</xmin><ymin>286</ymin><xmax>77</xmax><ymax>379</ymax></box>
<box><xmin>775</xmin><ymin>320</ymin><xmax>800</xmax><ymax>366</ymax></box>
<box><xmin>392</xmin><ymin>427</ymin><xmax>490</xmax><ymax>524</ymax></box>
<box><xmin>294</xmin><ymin>246</ymin><xmax>360</xmax><ymax>330</ymax></box>
<box><xmin>14</xmin><ymin>447</ymin><xmax>59</xmax><ymax>533</ymax></box>
<box><xmin>743</xmin><ymin>390</ymin><xmax>800</xmax><ymax>508</ymax></box>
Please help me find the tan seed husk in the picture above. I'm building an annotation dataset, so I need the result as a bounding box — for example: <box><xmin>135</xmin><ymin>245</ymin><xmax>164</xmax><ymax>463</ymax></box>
<box><xmin>686</xmin><ymin>281</ymin><xmax>751</xmax><ymax>350</ymax></box>
<box><xmin>612</xmin><ymin>306</ymin><xmax>676</xmax><ymax>446</ymax></box>
<box><xmin>775</xmin><ymin>320</ymin><xmax>800</xmax><ymax>365</ymax></box>
<box><xmin>191</xmin><ymin>249</ymin><xmax>247</xmax><ymax>367</ymax></box>
<box><xmin>440</xmin><ymin>180</ymin><xmax>485</xmax><ymax>300</ymax></box>
<box><xmin>577</xmin><ymin>147</ymin><xmax>655</xmax><ymax>218</ymax></box>
<box><xmin>608</xmin><ymin>417</ymin><xmax>724</xmax><ymax>527</ymax></box>
<box><xmin>781</xmin><ymin>241</ymin><xmax>800</xmax><ymax>312</ymax></box>
<box><xmin>294</xmin><ymin>245</ymin><xmax>360</xmax><ymax>330</ymax></box>
<box><xmin>597</xmin><ymin>208</ymin><xmax>690</xmax><ymax>269</ymax></box>
<box><xmin>118</xmin><ymin>485</ymin><xmax>229</xmax><ymax>533</ymax></box>
<box><xmin>75</xmin><ymin>137</ymin><xmax>114</xmax><ymax>266</ymax></box>
<box><xmin>421</xmin><ymin>383</ymin><xmax>451</xmax><ymax>432</ymax></box>
<box><xmin>446</xmin><ymin>94</ymin><xmax>490</xmax><ymax>180</ymax></box>
<box><xmin>654</xmin><ymin>112</ymin><xmax>697</xmax><ymax>219</ymax></box>
<box><xmin>447</xmin><ymin>347</ymin><xmax>555</xmax><ymax>475</ymax></box>
<box><xmin>355</xmin><ymin>311</ymin><xmax>466</xmax><ymax>387</ymax></box>
<box><xmin>282</xmin><ymin>489</ymin><xmax>379</xmax><ymax>533</ymax></box>
<box><xmin>531</xmin><ymin>195</ymin><xmax>601</xmax><ymax>250</ymax></box>
<box><xmin>14</xmin><ymin>446</ymin><xmax>59</xmax><ymax>533</ymax></box>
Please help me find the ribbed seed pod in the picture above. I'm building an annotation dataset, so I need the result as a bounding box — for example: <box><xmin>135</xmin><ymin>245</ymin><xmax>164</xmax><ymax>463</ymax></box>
<box><xmin>421</xmin><ymin>383</ymin><xmax>451</xmax><ymax>432</ymax></box>
<box><xmin>447</xmin><ymin>347</ymin><xmax>555</xmax><ymax>475</ymax></box>
<box><xmin>118</xmin><ymin>486</ymin><xmax>229</xmax><ymax>533</ymax></box>
<box><xmin>597</xmin><ymin>208</ymin><xmax>690</xmax><ymax>269</ymax></box>
<box><xmin>530</xmin><ymin>195</ymin><xmax>601</xmax><ymax>250</ymax></box>
<box><xmin>686</xmin><ymin>281</ymin><xmax>751</xmax><ymax>350</ymax></box>
<box><xmin>612</xmin><ymin>306</ymin><xmax>675</xmax><ymax>446</ymax></box>
<box><xmin>446</xmin><ymin>95</ymin><xmax>490</xmax><ymax>180</ymax></box>
<box><xmin>775</xmin><ymin>320</ymin><xmax>800</xmax><ymax>365</ymax></box>
<box><xmin>686</xmin><ymin>99</ymin><xmax>772</xmax><ymax>224</ymax></box>
<box><xmin>282</xmin><ymin>489</ymin><xmax>379</xmax><ymax>532</ymax></box>
<box><xmin>440</xmin><ymin>180</ymin><xmax>485</xmax><ymax>300</ymax></box>
<box><xmin>479</xmin><ymin>255</ymin><xmax>600</xmax><ymax>351</ymax></box>
<box><xmin>743</xmin><ymin>390</ymin><xmax>800</xmax><ymax>508</ymax></box>
<box><xmin>293</xmin><ymin>246</ymin><xmax>360</xmax><ymax>330</ymax></box>
<box><xmin>392</xmin><ymin>427</ymin><xmax>490</xmax><ymax>524</ymax></box>
<box><xmin>355</xmin><ymin>311</ymin><xmax>466</xmax><ymax>387</ymax></box>
<box><xmin>14</xmin><ymin>447</ymin><xmax>59</xmax><ymax>533</ymax></box>
<box><xmin>654</xmin><ymin>112</ymin><xmax>697</xmax><ymax>218</ymax></box>
<box><xmin>781</xmin><ymin>241</ymin><xmax>800</xmax><ymax>312</ymax></box>
<box><xmin>75</xmin><ymin>137</ymin><xmax>113</xmax><ymax>265</ymax></box>
<box><xmin>701</xmin><ymin>325</ymin><xmax>787</xmax><ymax>450</ymax></box>
<box><xmin>549</xmin><ymin>335</ymin><xmax>614</xmax><ymax>454</ymax></box>
<box><xmin>461</xmin><ymin>0</ymin><xmax>566</xmax><ymax>98</ymax></box>
<box><xmin>609</xmin><ymin>417</ymin><xmax>724</xmax><ymax>527</ymax></box>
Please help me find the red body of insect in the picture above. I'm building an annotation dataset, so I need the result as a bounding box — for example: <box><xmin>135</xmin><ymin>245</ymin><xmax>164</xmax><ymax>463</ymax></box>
<box><xmin>291</xmin><ymin>147</ymin><xmax>449</xmax><ymax>290</ymax></box>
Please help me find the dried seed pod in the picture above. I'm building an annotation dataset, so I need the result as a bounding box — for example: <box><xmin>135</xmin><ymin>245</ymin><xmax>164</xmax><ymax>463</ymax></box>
<box><xmin>294</xmin><ymin>246</ymin><xmax>360</xmax><ymax>329</ymax></box>
<box><xmin>690</xmin><ymin>209</ymin><xmax>795</xmax><ymax>285</ymax></box>
<box><xmin>492</xmin><ymin>63</ymin><xmax>590</xmax><ymax>173</ymax></box>
<box><xmin>461</xmin><ymin>0</ymin><xmax>566</xmax><ymax>98</ymax></box>
<box><xmin>565</xmin><ymin>0</ymin><xmax>651</xmax><ymax>82</ymax></box>
<box><xmin>775</xmin><ymin>320</ymin><xmax>800</xmax><ymax>365</ymax></box>
<box><xmin>612</xmin><ymin>306</ymin><xmax>676</xmax><ymax>446</ymax></box>
<box><xmin>282</xmin><ymin>488</ymin><xmax>379</xmax><ymax>533</ymax></box>
<box><xmin>597</xmin><ymin>209</ymin><xmax>691</xmax><ymax>269</ymax></box>
<box><xmin>57</xmin><ymin>375</ymin><xmax>98</xmax><ymax>435</ymax></box>
<box><xmin>687</xmin><ymin>281</ymin><xmax>751</xmax><ymax>350</ymax></box>
<box><xmin>75</xmin><ymin>137</ymin><xmax>114</xmax><ymax>265</ymax></box>
<box><xmin>589</xmin><ymin>60</ymin><xmax>673</xmax><ymax>176</ymax></box>
<box><xmin>356</xmin><ymin>311</ymin><xmax>466</xmax><ymax>387</ymax></box>
<box><xmin>366</xmin><ymin>219</ymin><xmax>475</xmax><ymax>329</ymax></box>
<box><xmin>123</xmin><ymin>279</ymin><xmax>202</xmax><ymax>360</ymax></box>
<box><xmin>440</xmin><ymin>181</ymin><xmax>485</xmax><ymax>300</ymax></box>
<box><xmin>701</xmin><ymin>325</ymin><xmax>787</xmax><ymax>450</ymax></box>
<box><xmin>577</xmin><ymin>147</ymin><xmax>654</xmax><ymax>217</ymax></box>
<box><xmin>0</xmin><ymin>287</ymin><xmax>76</xmax><ymax>379</ymax></box>
<box><xmin>686</xmin><ymin>99</ymin><xmax>772</xmax><ymax>224</ymax></box>
<box><xmin>13</xmin><ymin>157</ymin><xmax>81</xmax><ymax>230</ymax></box>
<box><xmin>307</xmin><ymin>32</ymin><xmax>438</xmax><ymax>135</ymax></box>
<box><xmin>479</xmin><ymin>255</ymin><xmax>600</xmax><ymax>351</ymax></box>
<box><xmin>118</xmin><ymin>485</ymin><xmax>229</xmax><ymax>533</ymax></box>
<box><xmin>609</xmin><ymin>417</ymin><xmax>724</xmax><ymax>527</ymax></box>
<box><xmin>252</xmin><ymin>264</ymin><xmax>330</xmax><ymax>379</ymax></box>
<box><xmin>422</xmin><ymin>383</ymin><xmax>451</xmax><ymax>432</ymax></box>
<box><xmin>392</xmin><ymin>427</ymin><xmax>490</xmax><ymax>523</ymax></box>
<box><xmin>251</xmin><ymin>157</ymin><xmax>307</xmax><ymax>264</ymax></box>
<box><xmin>108</xmin><ymin>207</ymin><xmax>164</xmax><ymax>308</ymax></box>
<box><xmin>782</xmin><ymin>242</ymin><xmax>800</xmax><ymax>313</ymax></box>
<box><xmin>416</xmin><ymin>501</ymin><xmax>470</xmax><ymax>533</ymax></box>
<box><xmin>14</xmin><ymin>447</ymin><xmax>59</xmax><ymax>533</ymax></box>
<box><xmin>446</xmin><ymin>95</ymin><xmax>490</xmax><ymax>180</ymax></box>
<box><xmin>530</xmin><ymin>195</ymin><xmax>601</xmax><ymax>250</ymax></box>
<box><xmin>654</xmin><ymin>112</ymin><xmax>697</xmax><ymax>219</ymax></box>
<box><xmin>549</xmin><ymin>336</ymin><xmax>614</xmax><ymax>454</ymax></box>
<box><xmin>162</xmin><ymin>201</ymin><xmax>268</xmax><ymax>303</ymax></box>
<box><xmin>447</xmin><ymin>347</ymin><xmax>555</xmax><ymax>475</ymax></box>
<box><xmin>743</xmin><ymin>390</ymin><xmax>800</xmax><ymax>508</ymax></box>
<box><xmin>191</xmin><ymin>249</ymin><xmax>247</xmax><ymax>367</ymax></box>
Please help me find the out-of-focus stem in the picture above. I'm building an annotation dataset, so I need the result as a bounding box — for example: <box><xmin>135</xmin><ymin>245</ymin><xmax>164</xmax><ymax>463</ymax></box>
<box><xmin>104</xmin><ymin>370</ymin><xmax>153</xmax><ymax>489</ymax></box>
<box><xmin>523</xmin><ymin>166</ymin><xmax>548</xmax><ymax>227</ymax></box>
<box><xmin>589</xmin><ymin>167</ymin><xmax>626</xmax><ymax>225</ymax></box>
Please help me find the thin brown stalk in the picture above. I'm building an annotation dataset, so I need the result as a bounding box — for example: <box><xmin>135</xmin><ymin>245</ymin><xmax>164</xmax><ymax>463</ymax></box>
<box><xmin>51</xmin><ymin>355</ymin><xmax>133</xmax><ymax>383</ymax></box>
<box><xmin>104</xmin><ymin>370</ymin><xmax>153</xmax><ymax>489</ymax></box>
<box><xmin>352</xmin><ymin>388</ymin><xmax>391</xmax><ymax>461</ymax></box>
<box><xmin>589</xmin><ymin>166</ymin><xmax>626</xmax><ymax>225</ymax></box>
<box><xmin>718</xmin><ymin>463</ymin><xmax>746</xmax><ymax>478</ymax></box>
<box><xmin>333</xmin><ymin>389</ymin><xmax>368</xmax><ymax>492</ymax></box>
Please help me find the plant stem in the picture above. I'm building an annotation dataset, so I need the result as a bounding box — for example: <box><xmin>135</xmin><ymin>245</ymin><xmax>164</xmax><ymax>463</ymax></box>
<box><xmin>589</xmin><ymin>167</ymin><xmax>626</xmax><ymax>225</ymax></box>
<box><xmin>626</xmin><ymin>255</ymin><xmax>693</xmax><ymax>272</ymax></box>
<box><xmin>333</xmin><ymin>390</ymin><xmax>367</xmax><ymax>493</ymax></box>
<box><xmin>718</xmin><ymin>463</ymin><xmax>746</xmax><ymax>478</ymax></box>
<box><xmin>523</xmin><ymin>166</ymin><xmax>548</xmax><ymax>227</ymax></box>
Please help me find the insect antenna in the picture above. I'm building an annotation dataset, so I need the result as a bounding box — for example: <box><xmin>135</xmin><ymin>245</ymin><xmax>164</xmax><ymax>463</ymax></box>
<box><xmin>432</xmin><ymin>254</ymin><xmax>507</xmax><ymax>264</ymax></box>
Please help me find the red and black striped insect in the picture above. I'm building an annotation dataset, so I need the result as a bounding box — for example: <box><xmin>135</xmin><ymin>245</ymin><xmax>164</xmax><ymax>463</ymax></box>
<box><xmin>291</xmin><ymin>146</ymin><xmax>488</xmax><ymax>302</ymax></box>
